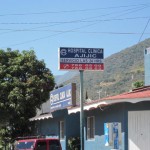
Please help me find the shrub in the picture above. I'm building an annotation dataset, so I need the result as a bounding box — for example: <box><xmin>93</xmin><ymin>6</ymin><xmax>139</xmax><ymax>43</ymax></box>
<box><xmin>68</xmin><ymin>137</ymin><xmax>80</xmax><ymax>150</ymax></box>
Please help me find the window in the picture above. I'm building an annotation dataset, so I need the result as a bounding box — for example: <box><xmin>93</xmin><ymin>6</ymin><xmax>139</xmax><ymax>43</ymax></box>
<box><xmin>60</xmin><ymin>121</ymin><xmax>64</xmax><ymax>140</ymax></box>
<box><xmin>87</xmin><ymin>116</ymin><xmax>95</xmax><ymax>140</ymax></box>
<box><xmin>49</xmin><ymin>140</ymin><xmax>61</xmax><ymax>150</ymax></box>
<box><xmin>36</xmin><ymin>141</ymin><xmax>47</xmax><ymax>150</ymax></box>
<box><xmin>16</xmin><ymin>141</ymin><xmax>34</xmax><ymax>149</ymax></box>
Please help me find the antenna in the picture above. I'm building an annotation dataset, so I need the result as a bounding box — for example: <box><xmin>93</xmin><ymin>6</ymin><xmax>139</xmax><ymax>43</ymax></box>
<box><xmin>97</xmin><ymin>90</ymin><xmax>102</xmax><ymax>99</ymax></box>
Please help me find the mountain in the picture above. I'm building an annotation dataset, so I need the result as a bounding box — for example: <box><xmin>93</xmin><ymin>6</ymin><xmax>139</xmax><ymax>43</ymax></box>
<box><xmin>55</xmin><ymin>38</ymin><xmax>150</xmax><ymax>102</ymax></box>
<box><xmin>55</xmin><ymin>71</ymin><xmax>79</xmax><ymax>85</ymax></box>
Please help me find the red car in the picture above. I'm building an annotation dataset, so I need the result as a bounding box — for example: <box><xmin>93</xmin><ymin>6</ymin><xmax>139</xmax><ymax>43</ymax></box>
<box><xmin>14</xmin><ymin>137</ymin><xmax>62</xmax><ymax>150</ymax></box>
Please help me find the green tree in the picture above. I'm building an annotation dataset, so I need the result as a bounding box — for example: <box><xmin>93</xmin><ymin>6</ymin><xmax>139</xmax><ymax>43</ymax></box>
<box><xmin>133</xmin><ymin>81</ymin><xmax>144</xmax><ymax>88</ymax></box>
<box><xmin>0</xmin><ymin>49</ymin><xmax>55</xmax><ymax>142</ymax></box>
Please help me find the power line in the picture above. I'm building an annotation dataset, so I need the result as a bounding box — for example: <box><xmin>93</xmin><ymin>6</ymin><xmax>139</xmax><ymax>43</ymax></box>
<box><xmin>1</xmin><ymin>4</ymin><xmax>150</xmax><ymax>47</ymax></box>
<box><xmin>138</xmin><ymin>18</ymin><xmax>150</xmax><ymax>42</ymax></box>
<box><xmin>0</xmin><ymin>5</ymin><xmax>148</xmax><ymax>28</ymax></box>
<box><xmin>0</xmin><ymin>16</ymin><xmax>149</xmax><ymax>25</ymax></box>
<box><xmin>0</xmin><ymin>5</ymin><xmax>148</xmax><ymax>36</ymax></box>
<box><xmin>0</xmin><ymin>3</ymin><xmax>149</xmax><ymax>17</ymax></box>
<box><xmin>0</xmin><ymin>5</ymin><xmax>146</xmax><ymax>38</ymax></box>
<box><xmin>3</xmin><ymin>21</ymin><xmax>150</xmax><ymax>49</ymax></box>
<box><xmin>111</xmin><ymin>5</ymin><xmax>149</xmax><ymax>18</ymax></box>
<box><xmin>1</xmin><ymin>22</ymin><xmax>106</xmax><ymax>48</ymax></box>
<box><xmin>0</xmin><ymin>28</ymin><xmax>150</xmax><ymax>35</ymax></box>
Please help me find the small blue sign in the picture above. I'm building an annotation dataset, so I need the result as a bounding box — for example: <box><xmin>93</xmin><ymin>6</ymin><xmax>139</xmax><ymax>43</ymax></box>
<box><xmin>104</xmin><ymin>123</ymin><xmax>109</xmax><ymax>146</ymax></box>
<box><xmin>50</xmin><ymin>83</ymin><xmax>76</xmax><ymax>111</ymax></box>
<box><xmin>113</xmin><ymin>122</ymin><xmax>119</xmax><ymax>149</ymax></box>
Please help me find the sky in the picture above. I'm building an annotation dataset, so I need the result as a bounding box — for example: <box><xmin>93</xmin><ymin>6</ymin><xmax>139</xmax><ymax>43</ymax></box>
<box><xmin>0</xmin><ymin>0</ymin><xmax>150</xmax><ymax>75</ymax></box>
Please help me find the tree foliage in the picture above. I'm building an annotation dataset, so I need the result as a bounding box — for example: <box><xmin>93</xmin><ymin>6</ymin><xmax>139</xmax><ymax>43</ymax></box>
<box><xmin>0</xmin><ymin>49</ymin><xmax>55</xmax><ymax>141</ymax></box>
<box><xmin>133</xmin><ymin>81</ymin><xmax>144</xmax><ymax>88</ymax></box>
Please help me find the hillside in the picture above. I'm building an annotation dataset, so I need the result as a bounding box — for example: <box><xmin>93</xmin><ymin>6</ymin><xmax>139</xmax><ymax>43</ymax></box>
<box><xmin>55</xmin><ymin>71</ymin><xmax>79</xmax><ymax>85</ymax></box>
<box><xmin>55</xmin><ymin>38</ymin><xmax>150</xmax><ymax>102</ymax></box>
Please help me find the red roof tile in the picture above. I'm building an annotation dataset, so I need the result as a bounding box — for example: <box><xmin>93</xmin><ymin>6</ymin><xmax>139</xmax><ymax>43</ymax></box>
<box><xmin>101</xmin><ymin>86</ymin><xmax>150</xmax><ymax>100</ymax></box>
<box><xmin>68</xmin><ymin>86</ymin><xmax>150</xmax><ymax>114</ymax></box>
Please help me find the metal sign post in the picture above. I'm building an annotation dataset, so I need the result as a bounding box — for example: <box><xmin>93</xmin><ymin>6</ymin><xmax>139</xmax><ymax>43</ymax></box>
<box><xmin>80</xmin><ymin>70</ymin><xmax>84</xmax><ymax>150</ymax></box>
<box><xmin>58</xmin><ymin>47</ymin><xmax>104</xmax><ymax>150</ymax></box>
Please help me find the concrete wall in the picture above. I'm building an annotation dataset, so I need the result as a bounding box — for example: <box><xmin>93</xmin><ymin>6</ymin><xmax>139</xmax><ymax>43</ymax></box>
<box><xmin>124</xmin><ymin>101</ymin><xmax>150</xmax><ymax>150</ymax></box>
<box><xmin>144</xmin><ymin>47</ymin><xmax>150</xmax><ymax>86</ymax></box>
<box><xmin>84</xmin><ymin>101</ymin><xmax>150</xmax><ymax>150</ymax></box>
<box><xmin>84</xmin><ymin>103</ymin><xmax>126</xmax><ymax>150</ymax></box>
<box><xmin>34</xmin><ymin>109</ymin><xmax>80</xmax><ymax>150</ymax></box>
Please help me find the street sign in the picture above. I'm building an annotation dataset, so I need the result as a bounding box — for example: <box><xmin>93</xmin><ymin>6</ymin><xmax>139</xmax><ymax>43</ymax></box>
<box><xmin>58</xmin><ymin>47</ymin><xmax>104</xmax><ymax>150</ymax></box>
<box><xmin>58</xmin><ymin>47</ymin><xmax>104</xmax><ymax>71</ymax></box>
<box><xmin>50</xmin><ymin>83</ymin><xmax>76</xmax><ymax>111</ymax></box>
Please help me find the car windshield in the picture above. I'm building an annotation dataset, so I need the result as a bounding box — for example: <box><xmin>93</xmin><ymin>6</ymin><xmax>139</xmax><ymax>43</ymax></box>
<box><xmin>15</xmin><ymin>141</ymin><xmax>35</xmax><ymax>150</ymax></box>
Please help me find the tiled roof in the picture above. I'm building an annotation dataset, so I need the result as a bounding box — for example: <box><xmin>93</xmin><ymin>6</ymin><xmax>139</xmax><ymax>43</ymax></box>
<box><xmin>30</xmin><ymin>86</ymin><xmax>150</xmax><ymax>118</ymax></box>
<box><xmin>68</xmin><ymin>86</ymin><xmax>150</xmax><ymax>114</ymax></box>
<box><xmin>101</xmin><ymin>86</ymin><xmax>150</xmax><ymax>100</ymax></box>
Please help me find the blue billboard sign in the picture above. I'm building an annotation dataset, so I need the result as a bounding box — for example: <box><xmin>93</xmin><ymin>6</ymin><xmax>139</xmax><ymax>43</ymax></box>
<box><xmin>50</xmin><ymin>83</ymin><xmax>76</xmax><ymax>111</ymax></box>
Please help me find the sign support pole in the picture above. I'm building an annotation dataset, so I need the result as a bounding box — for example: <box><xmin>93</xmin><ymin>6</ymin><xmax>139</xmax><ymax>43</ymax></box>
<box><xmin>59</xmin><ymin>47</ymin><xmax>104</xmax><ymax>150</ymax></box>
<box><xmin>80</xmin><ymin>70</ymin><xmax>84</xmax><ymax>150</ymax></box>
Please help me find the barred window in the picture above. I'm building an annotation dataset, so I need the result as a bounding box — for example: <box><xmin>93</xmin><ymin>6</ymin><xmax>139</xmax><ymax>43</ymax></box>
<box><xmin>87</xmin><ymin>116</ymin><xmax>95</xmax><ymax>140</ymax></box>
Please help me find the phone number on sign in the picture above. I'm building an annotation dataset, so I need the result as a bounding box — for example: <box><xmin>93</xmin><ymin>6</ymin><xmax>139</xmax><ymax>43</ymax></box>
<box><xmin>59</xmin><ymin>63</ymin><xmax>104</xmax><ymax>70</ymax></box>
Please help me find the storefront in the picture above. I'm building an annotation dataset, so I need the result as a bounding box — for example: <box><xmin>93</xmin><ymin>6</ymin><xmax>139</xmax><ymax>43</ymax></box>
<box><xmin>30</xmin><ymin>84</ymin><xmax>150</xmax><ymax>150</ymax></box>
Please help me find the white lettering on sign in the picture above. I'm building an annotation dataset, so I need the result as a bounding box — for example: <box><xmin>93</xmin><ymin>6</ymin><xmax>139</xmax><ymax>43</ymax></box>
<box><xmin>50</xmin><ymin>89</ymin><xmax>72</xmax><ymax>104</ymax></box>
<box><xmin>60</xmin><ymin>58</ymin><xmax>103</xmax><ymax>63</ymax></box>
<box><xmin>88</xmin><ymin>49</ymin><xmax>103</xmax><ymax>53</ymax></box>
<box><xmin>66</xmin><ymin>48</ymin><xmax>103</xmax><ymax>54</ymax></box>
<box><xmin>74</xmin><ymin>53</ymin><xmax>97</xmax><ymax>58</ymax></box>
<box><xmin>66</xmin><ymin>89</ymin><xmax>71</xmax><ymax>97</ymax></box>
<box><xmin>60</xmin><ymin>49</ymin><xmax>67</xmax><ymax>56</ymax></box>
<box><xmin>50</xmin><ymin>93</ymin><xmax>59</xmax><ymax>104</ymax></box>
<box><xmin>60</xmin><ymin>91</ymin><xmax>65</xmax><ymax>100</ymax></box>
<box><xmin>68</xmin><ymin>48</ymin><xmax>87</xmax><ymax>53</ymax></box>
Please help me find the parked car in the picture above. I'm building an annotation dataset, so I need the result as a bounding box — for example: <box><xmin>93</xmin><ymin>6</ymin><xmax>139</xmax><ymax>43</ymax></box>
<box><xmin>14</xmin><ymin>136</ymin><xmax>62</xmax><ymax>150</ymax></box>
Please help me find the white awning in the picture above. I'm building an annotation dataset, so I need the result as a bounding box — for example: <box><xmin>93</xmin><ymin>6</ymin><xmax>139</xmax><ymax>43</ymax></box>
<box><xmin>29</xmin><ymin>113</ymin><xmax>53</xmax><ymax>121</ymax></box>
<box><xmin>68</xmin><ymin>98</ymin><xmax>150</xmax><ymax>114</ymax></box>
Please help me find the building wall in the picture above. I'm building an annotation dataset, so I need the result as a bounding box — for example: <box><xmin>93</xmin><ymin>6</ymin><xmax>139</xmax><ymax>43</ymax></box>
<box><xmin>124</xmin><ymin>101</ymin><xmax>150</xmax><ymax>150</ymax></box>
<box><xmin>66</xmin><ymin>113</ymin><xmax>80</xmax><ymax>149</ymax></box>
<box><xmin>34</xmin><ymin>109</ymin><xmax>80</xmax><ymax>150</ymax></box>
<box><xmin>36</xmin><ymin>116</ymin><xmax>67</xmax><ymax>149</ymax></box>
<box><xmin>144</xmin><ymin>47</ymin><xmax>150</xmax><ymax>86</ymax></box>
<box><xmin>83</xmin><ymin>101</ymin><xmax>150</xmax><ymax>150</ymax></box>
<box><xmin>66</xmin><ymin>113</ymin><xmax>80</xmax><ymax>137</ymax></box>
<box><xmin>84</xmin><ymin>103</ymin><xmax>126</xmax><ymax>150</ymax></box>
<box><xmin>34</xmin><ymin>101</ymin><xmax>150</xmax><ymax>150</ymax></box>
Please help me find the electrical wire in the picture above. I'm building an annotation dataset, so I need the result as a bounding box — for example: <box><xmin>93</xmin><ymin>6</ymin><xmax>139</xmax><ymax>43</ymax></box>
<box><xmin>0</xmin><ymin>28</ymin><xmax>150</xmax><ymax>35</ymax></box>
<box><xmin>0</xmin><ymin>5</ymin><xmax>148</xmax><ymax>25</ymax></box>
<box><xmin>0</xmin><ymin>5</ymin><xmax>148</xmax><ymax>36</ymax></box>
<box><xmin>0</xmin><ymin>3</ymin><xmax>149</xmax><ymax>17</ymax></box>
<box><xmin>138</xmin><ymin>18</ymin><xmax>150</xmax><ymax>42</ymax></box>
<box><xmin>1</xmin><ymin>4</ymin><xmax>150</xmax><ymax>48</ymax></box>
<box><xmin>0</xmin><ymin>16</ymin><xmax>149</xmax><ymax>25</ymax></box>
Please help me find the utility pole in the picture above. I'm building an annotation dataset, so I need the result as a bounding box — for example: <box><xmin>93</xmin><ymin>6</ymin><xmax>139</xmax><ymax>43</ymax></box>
<box><xmin>80</xmin><ymin>70</ymin><xmax>84</xmax><ymax>150</ymax></box>
<box><xmin>97</xmin><ymin>90</ymin><xmax>102</xmax><ymax>99</ymax></box>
